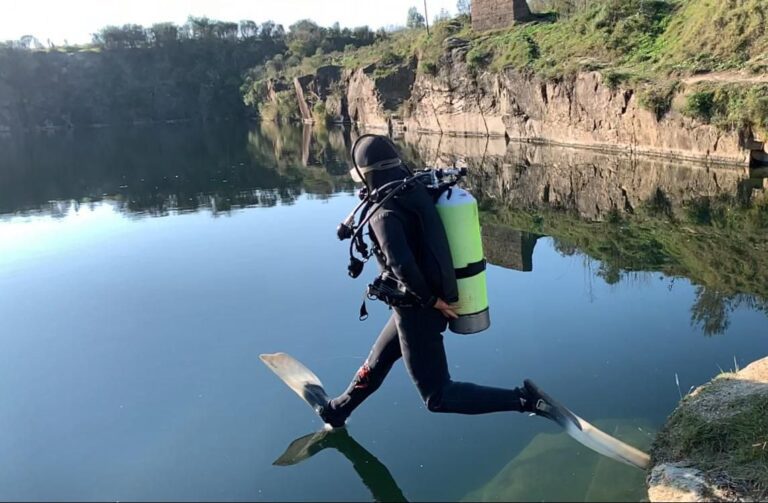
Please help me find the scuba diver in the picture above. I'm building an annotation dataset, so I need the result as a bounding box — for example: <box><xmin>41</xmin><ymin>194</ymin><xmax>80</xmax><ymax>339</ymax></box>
<box><xmin>316</xmin><ymin>134</ymin><xmax>555</xmax><ymax>429</ymax></box>
<box><xmin>260</xmin><ymin>134</ymin><xmax>650</xmax><ymax>470</ymax></box>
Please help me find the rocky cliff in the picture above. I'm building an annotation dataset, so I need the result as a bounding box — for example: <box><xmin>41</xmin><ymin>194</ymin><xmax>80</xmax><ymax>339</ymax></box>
<box><xmin>0</xmin><ymin>42</ymin><xmax>272</xmax><ymax>131</ymax></box>
<box><xmin>296</xmin><ymin>44</ymin><xmax>754</xmax><ymax>166</ymax></box>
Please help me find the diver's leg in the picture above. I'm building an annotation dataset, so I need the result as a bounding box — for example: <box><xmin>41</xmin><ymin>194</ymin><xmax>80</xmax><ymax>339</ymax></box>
<box><xmin>322</xmin><ymin>315</ymin><xmax>402</xmax><ymax>426</ymax></box>
<box><xmin>395</xmin><ymin>307</ymin><xmax>530</xmax><ymax>414</ymax></box>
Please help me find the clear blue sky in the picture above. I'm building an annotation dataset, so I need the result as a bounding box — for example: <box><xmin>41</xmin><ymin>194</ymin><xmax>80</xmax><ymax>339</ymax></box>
<box><xmin>1</xmin><ymin>0</ymin><xmax>459</xmax><ymax>45</ymax></box>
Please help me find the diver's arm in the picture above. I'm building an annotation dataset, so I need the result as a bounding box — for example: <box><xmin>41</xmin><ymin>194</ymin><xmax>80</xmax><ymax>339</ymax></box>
<box><xmin>369</xmin><ymin>213</ymin><xmax>436</xmax><ymax>308</ymax></box>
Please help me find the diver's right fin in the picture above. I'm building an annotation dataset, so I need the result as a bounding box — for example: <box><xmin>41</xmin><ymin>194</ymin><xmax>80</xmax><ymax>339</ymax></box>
<box><xmin>260</xmin><ymin>352</ymin><xmax>330</xmax><ymax>414</ymax></box>
<box><xmin>524</xmin><ymin>380</ymin><xmax>650</xmax><ymax>470</ymax></box>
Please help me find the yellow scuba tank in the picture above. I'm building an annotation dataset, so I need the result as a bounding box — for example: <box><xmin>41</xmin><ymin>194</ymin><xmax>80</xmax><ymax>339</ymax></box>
<box><xmin>435</xmin><ymin>187</ymin><xmax>490</xmax><ymax>335</ymax></box>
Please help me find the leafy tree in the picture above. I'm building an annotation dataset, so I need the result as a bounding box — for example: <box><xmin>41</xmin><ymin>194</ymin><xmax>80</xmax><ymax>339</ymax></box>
<box><xmin>149</xmin><ymin>23</ymin><xmax>178</xmax><ymax>47</ymax></box>
<box><xmin>92</xmin><ymin>25</ymin><xmax>148</xmax><ymax>49</ymax></box>
<box><xmin>187</xmin><ymin>16</ymin><xmax>215</xmax><ymax>39</ymax></box>
<box><xmin>457</xmin><ymin>0</ymin><xmax>471</xmax><ymax>16</ymax></box>
<box><xmin>214</xmin><ymin>22</ymin><xmax>239</xmax><ymax>41</ymax></box>
<box><xmin>239</xmin><ymin>20</ymin><xmax>258</xmax><ymax>39</ymax></box>
<box><xmin>406</xmin><ymin>7</ymin><xmax>426</xmax><ymax>29</ymax></box>
<box><xmin>434</xmin><ymin>8</ymin><xmax>451</xmax><ymax>23</ymax></box>
<box><xmin>260</xmin><ymin>21</ymin><xmax>277</xmax><ymax>40</ymax></box>
<box><xmin>19</xmin><ymin>35</ymin><xmax>42</xmax><ymax>50</ymax></box>
<box><xmin>287</xmin><ymin>19</ymin><xmax>324</xmax><ymax>57</ymax></box>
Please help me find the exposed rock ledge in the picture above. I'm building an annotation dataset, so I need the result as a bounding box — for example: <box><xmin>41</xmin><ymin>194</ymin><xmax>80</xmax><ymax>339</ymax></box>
<box><xmin>293</xmin><ymin>47</ymin><xmax>758</xmax><ymax>165</ymax></box>
<box><xmin>647</xmin><ymin>357</ymin><xmax>768</xmax><ymax>502</ymax></box>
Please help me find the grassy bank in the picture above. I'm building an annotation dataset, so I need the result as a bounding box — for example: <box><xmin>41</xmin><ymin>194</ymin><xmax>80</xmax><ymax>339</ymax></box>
<box><xmin>652</xmin><ymin>373</ymin><xmax>768</xmax><ymax>499</ymax></box>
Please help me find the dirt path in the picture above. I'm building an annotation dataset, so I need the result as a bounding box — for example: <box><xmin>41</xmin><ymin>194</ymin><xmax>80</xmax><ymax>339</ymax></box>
<box><xmin>683</xmin><ymin>71</ymin><xmax>768</xmax><ymax>85</ymax></box>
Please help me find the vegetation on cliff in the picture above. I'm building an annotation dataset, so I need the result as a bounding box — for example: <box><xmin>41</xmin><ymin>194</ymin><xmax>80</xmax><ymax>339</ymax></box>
<box><xmin>249</xmin><ymin>0</ymin><xmax>768</xmax><ymax>132</ymax></box>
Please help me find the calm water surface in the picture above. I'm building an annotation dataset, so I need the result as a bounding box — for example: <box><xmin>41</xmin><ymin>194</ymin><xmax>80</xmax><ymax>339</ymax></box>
<box><xmin>1</xmin><ymin>123</ymin><xmax>766</xmax><ymax>501</ymax></box>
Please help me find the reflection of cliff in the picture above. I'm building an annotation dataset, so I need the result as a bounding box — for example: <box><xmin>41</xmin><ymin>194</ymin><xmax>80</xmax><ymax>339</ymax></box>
<box><xmin>486</xmin><ymin>207</ymin><xmax>768</xmax><ymax>336</ymax></box>
<box><xmin>0</xmin><ymin>123</ymin><xmax>354</xmax><ymax>217</ymax></box>
<box><xmin>394</xmin><ymin>133</ymin><xmax>768</xmax><ymax>335</ymax></box>
<box><xmin>463</xmin><ymin>418</ymin><xmax>653</xmax><ymax>502</ymax></box>
<box><xmin>402</xmin><ymin>134</ymin><xmax>753</xmax><ymax>221</ymax></box>
<box><xmin>482</xmin><ymin>224</ymin><xmax>540</xmax><ymax>272</ymax></box>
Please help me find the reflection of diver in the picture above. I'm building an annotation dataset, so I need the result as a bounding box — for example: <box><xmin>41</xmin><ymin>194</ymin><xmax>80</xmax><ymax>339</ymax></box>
<box><xmin>274</xmin><ymin>428</ymin><xmax>407</xmax><ymax>503</ymax></box>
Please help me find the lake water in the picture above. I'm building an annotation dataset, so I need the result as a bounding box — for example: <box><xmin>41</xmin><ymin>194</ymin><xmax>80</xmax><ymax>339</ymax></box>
<box><xmin>1</xmin><ymin>123</ymin><xmax>766</xmax><ymax>502</ymax></box>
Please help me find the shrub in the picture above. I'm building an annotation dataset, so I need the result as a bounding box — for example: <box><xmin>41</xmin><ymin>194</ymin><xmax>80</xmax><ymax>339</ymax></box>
<box><xmin>259</xmin><ymin>90</ymin><xmax>300</xmax><ymax>124</ymax></box>
<box><xmin>603</xmin><ymin>70</ymin><xmax>631</xmax><ymax>90</ymax></box>
<box><xmin>312</xmin><ymin>100</ymin><xmax>332</xmax><ymax>126</ymax></box>
<box><xmin>684</xmin><ymin>91</ymin><xmax>716</xmax><ymax>123</ymax></box>
<box><xmin>466</xmin><ymin>47</ymin><xmax>491</xmax><ymax>69</ymax></box>
<box><xmin>639</xmin><ymin>81</ymin><xmax>678</xmax><ymax>120</ymax></box>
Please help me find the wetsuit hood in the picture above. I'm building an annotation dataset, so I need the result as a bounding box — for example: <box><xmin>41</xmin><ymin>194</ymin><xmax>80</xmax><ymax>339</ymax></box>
<box><xmin>350</xmin><ymin>135</ymin><xmax>407</xmax><ymax>186</ymax></box>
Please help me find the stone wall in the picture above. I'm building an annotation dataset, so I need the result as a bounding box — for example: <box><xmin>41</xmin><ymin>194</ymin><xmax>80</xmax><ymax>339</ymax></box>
<box><xmin>472</xmin><ymin>0</ymin><xmax>532</xmax><ymax>32</ymax></box>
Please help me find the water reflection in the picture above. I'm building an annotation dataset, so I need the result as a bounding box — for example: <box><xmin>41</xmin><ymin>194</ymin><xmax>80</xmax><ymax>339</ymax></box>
<box><xmin>2</xmin><ymin>123</ymin><xmax>767</xmax><ymax>335</ymax></box>
<box><xmin>0</xmin><ymin>122</ymin><xmax>355</xmax><ymax>217</ymax></box>
<box><xmin>393</xmin><ymin>134</ymin><xmax>768</xmax><ymax>336</ymax></box>
<box><xmin>275</xmin><ymin>429</ymin><xmax>407</xmax><ymax>503</ymax></box>
<box><xmin>273</xmin><ymin>420</ymin><xmax>654</xmax><ymax>502</ymax></box>
<box><xmin>464</xmin><ymin>418</ymin><xmax>654</xmax><ymax>502</ymax></box>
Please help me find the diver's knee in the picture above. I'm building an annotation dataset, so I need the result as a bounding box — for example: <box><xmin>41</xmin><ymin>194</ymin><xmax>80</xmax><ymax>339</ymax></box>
<box><xmin>425</xmin><ymin>394</ymin><xmax>446</xmax><ymax>413</ymax></box>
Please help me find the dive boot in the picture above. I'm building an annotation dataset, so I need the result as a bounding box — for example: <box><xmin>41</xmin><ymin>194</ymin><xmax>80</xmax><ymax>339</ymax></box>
<box><xmin>318</xmin><ymin>402</ymin><xmax>347</xmax><ymax>429</ymax></box>
<box><xmin>523</xmin><ymin>379</ymin><xmax>580</xmax><ymax>430</ymax></box>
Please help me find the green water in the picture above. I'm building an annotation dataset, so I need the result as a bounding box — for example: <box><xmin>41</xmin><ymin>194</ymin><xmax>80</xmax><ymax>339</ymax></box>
<box><xmin>1</xmin><ymin>123</ymin><xmax>766</xmax><ymax>501</ymax></box>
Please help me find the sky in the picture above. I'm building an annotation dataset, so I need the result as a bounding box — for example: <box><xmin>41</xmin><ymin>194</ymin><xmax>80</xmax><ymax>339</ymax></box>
<box><xmin>0</xmin><ymin>0</ymin><xmax>459</xmax><ymax>45</ymax></box>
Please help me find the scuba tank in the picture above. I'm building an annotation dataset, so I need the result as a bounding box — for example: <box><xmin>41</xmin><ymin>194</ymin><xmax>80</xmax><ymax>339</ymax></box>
<box><xmin>339</xmin><ymin>134</ymin><xmax>489</xmax><ymax>335</ymax></box>
<box><xmin>436</xmin><ymin>188</ymin><xmax>490</xmax><ymax>335</ymax></box>
<box><xmin>339</xmin><ymin>167</ymin><xmax>491</xmax><ymax>335</ymax></box>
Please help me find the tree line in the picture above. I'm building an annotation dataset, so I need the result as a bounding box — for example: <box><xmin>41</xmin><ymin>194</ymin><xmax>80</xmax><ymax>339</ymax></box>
<box><xmin>1</xmin><ymin>17</ymin><xmax>386</xmax><ymax>53</ymax></box>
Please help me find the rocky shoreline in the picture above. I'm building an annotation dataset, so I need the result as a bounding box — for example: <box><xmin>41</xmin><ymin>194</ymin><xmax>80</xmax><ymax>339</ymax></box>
<box><xmin>647</xmin><ymin>357</ymin><xmax>768</xmax><ymax>502</ymax></box>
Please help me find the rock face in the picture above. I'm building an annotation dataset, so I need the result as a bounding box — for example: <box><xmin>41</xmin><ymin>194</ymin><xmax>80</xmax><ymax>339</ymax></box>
<box><xmin>293</xmin><ymin>65</ymin><xmax>346</xmax><ymax>123</ymax></box>
<box><xmin>482</xmin><ymin>225</ymin><xmax>539</xmax><ymax>271</ymax></box>
<box><xmin>471</xmin><ymin>0</ymin><xmax>532</xmax><ymax>32</ymax></box>
<box><xmin>345</xmin><ymin>59</ymin><xmax>416</xmax><ymax>132</ymax></box>
<box><xmin>402</xmin><ymin>48</ymin><xmax>748</xmax><ymax>164</ymax></box>
<box><xmin>648</xmin><ymin>357</ymin><xmax>768</xmax><ymax>502</ymax></box>
<box><xmin>312</xmin><ymin>48</ymin><xmax>751</xmax><ymax>164</ymax></box>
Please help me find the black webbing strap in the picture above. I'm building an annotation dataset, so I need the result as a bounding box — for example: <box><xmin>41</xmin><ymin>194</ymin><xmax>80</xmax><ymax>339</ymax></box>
<box><xmin>455</xmin><ymin>258</ymin><xmax>486</xmax><ymax>280</ymax></box>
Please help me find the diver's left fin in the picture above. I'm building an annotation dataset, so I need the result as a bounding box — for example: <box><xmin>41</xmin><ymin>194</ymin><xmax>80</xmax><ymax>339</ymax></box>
<box><xmin>260</xmin><ymin>352</ymin><xmax>330</xmax><ymax>413</ymax></box>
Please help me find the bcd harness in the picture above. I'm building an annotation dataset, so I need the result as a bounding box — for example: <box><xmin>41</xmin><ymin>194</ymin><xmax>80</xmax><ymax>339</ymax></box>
<box><xmin>336</xmin><ymin>168</ymin><xmax>469</xmax><ymax>320</ymax></box>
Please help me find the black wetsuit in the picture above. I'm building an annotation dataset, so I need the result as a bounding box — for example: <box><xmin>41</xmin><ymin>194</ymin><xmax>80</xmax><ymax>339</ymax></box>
<box><xmin>324</xmin><ymin>167</ymin><xmax>529</xmax><ymax>425</ymax></box>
